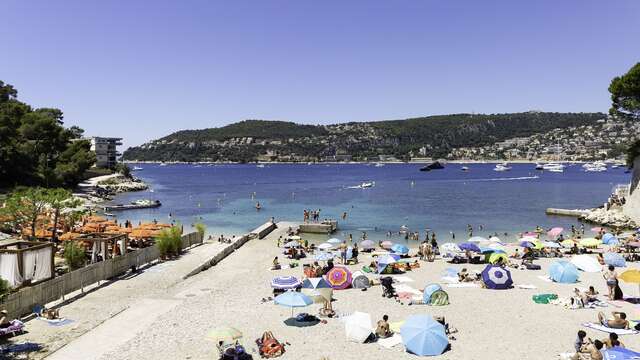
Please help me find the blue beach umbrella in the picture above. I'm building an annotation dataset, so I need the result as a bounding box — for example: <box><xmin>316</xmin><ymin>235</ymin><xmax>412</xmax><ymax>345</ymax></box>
<box><xmin>271</xmin><ymin>276</ymin><xmax>302</xmax><ymax>290</ymax></box>
<box><xmin>274</xmin><ymin>290</ymin><xmax>313</xmax><ymax>317</ymax></box>
<box><xmin>481</xmin><ymin>265</ymin><xmax>513</xmax><ymax>289</ymax></box>
<box><xmin>400</xmin><ymin>314</ymin><xmax>449</xmax><ymax>356</ymax></box>
<box><xmin>377</xmin><ymin>254</ymin><xmax>397</xmax><ymax>273</ymax></box>
<box><xmin>549</xmin><ymin>261</ymin><xmax>579</xmax><ymax>283</ymax></box>
<box><xmin>520</xmin><ymin>241</ymin><xmax>535</xmax><ymax>248</ymax></box>
<box><xmin>458</xmin><ymin>242</ymin><xmax>481</xmax><ymax>253</ymax></box>
<box><xmin>602</xmin><ymin>233</ymin><xmax>617</xmax><ymax>245</ymax></box>
<box><xmin>604</xmin><ymin>252</ymin><xmax>626</xmax><ymax>268</ymax></box>
<box><xmin>602</xmin><ymin>346</ymin><xmax>640</xmax><ymax>360</ymax></box>
<box><xmin>392</xmin><ymin>243</ymin><xmax>410</xmax><ymax>255</ymax></box>
<box><xmin>423</xmin><ymin>284</ymin><xmax>442</xmax><ymax>304</ymax></box>
<box><xmin>328</xmin><ymin>238</ymin><xmax>342</xmax><ymax>244</ymax></box>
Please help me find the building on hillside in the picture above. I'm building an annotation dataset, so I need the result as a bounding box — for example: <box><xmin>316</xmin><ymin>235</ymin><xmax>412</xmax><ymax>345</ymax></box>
<box><xmin>90</xmin><ymin>137</ymin><xmax>122</xmax><ymax>168</ymax></box>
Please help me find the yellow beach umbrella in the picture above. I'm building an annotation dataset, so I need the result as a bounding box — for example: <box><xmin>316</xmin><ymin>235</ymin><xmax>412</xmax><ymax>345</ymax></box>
<box><xmin>561</xmin><ymin>239</ymin><xmax>577</xmax><ymax>248</ymax></box>
<box><xmin>619</xmin><ymin>269</ymin><xmax>640</xmax><ymax>283</ymax></box>
<box><xmin>489</xmin><ymin>253</ymin><xmax>508</xmax><ymax>264</ymax></box>
<box><xmin>206</xmin><ymin>326</ymin><xmax>242</xmax><ymax>344</ymax></box>
<box><xmin>580</xmin><ymin>238</ymin><xmax>602</xmax><ymax>248</ymax></box>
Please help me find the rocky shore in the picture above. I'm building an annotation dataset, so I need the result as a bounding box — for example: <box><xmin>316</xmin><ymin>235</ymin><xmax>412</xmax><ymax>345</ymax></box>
<box><xmin>74</xmin><ymin>173</ymin><xmax>149</xmax><ymax>209</ymax></box>
<box><xmin>579</xmin><ymin>207</ymin><xmax>637</xmax><ymax>229</ymax></box>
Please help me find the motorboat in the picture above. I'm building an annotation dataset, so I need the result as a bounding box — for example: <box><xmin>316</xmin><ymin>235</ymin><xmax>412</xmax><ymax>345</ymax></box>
<box><xmin>374</xmin><ymin>163</ymin><xmax>385</xmax><ymax>167</ymax></box>
<box><xmin>461</xmin><ymin>166</ymin><xmax>469</xmax><ymax>171</ymax></box>
<box><xmin>535</xmin><ymin>163</ymin><xmax>544</xmax><ymax>170</ymax></box>
<box><xmin>583</xmin><ymin>161</ymin><xmax>607</xmax><ymax>172</ymax></box>
<box><xmin>419</xmin><ymin>161</ymin><xmax>445</xmax><ymax>171</ymax></box>
<box><xmin>131</xmin><ymin>166</ymin><xmax>143</xmax><ymax>171</ymax></box>
<box><xmin>493</xmin><ymin>162</ymin><xmax>511</xmax><ymax>171</ymax></box>
<box><xmin>348</xmin><ymin>181</ymin><xmax>375</xmax><ymax>189</ymax></box>
<box><xmin>256</xmin><ymin>164</ymin><xmax>265</xmax><ymax>168</ymax></box>
<box><xmin>542</xmin><ymin>163</ymin><xmax>565</xmax><ymax>172</ymax></box>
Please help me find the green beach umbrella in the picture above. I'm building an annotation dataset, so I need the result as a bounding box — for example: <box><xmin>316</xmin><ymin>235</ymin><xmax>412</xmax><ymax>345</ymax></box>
<box><xmin>206</xmin><ymin>326</ymin><xmax>242</xmax><ymax>344</ymax></box>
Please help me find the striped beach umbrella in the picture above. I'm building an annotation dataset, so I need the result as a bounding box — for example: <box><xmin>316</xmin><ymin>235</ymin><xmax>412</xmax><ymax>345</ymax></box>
<box><xmin>481</xmin><ymin>265</ymin><xmax>513</xmax><ymax>289</ymax></box>
<box><xmin>326</xmin><ymin>266</ymin><xmax>352</xmax><ymax>290</ymax></box>
<box><xmin>381</xmin><ymin>240</ymin><xmax>393</xmax><ymax>249</ymax></box>
<box><xmin>301</xmin><ymin>277</ymin><xmax>333</xmax><ymax>302</ymax></box>
<box><xmin>547</xmin><ymin>227</ymin><xmax>563</xmax><ymax>238</ymax></box>
<box><xmin>271</xmin><ymin>276</ymin><xmax>301</xmax><ymax>290</ymax></box>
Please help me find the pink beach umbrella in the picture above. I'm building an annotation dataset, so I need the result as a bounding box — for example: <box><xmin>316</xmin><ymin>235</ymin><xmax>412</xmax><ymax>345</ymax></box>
<box><xmin>547</xmin><ymin>227</ymin><xmax>563</xmax><ymax>238</ymax></box>
<box><xmin>523</xmin><ymin>232</ymin><xmax>538</xmax><ymax>237</ymax></box>
<box><xmin>381</xmin><ymin>241</ymin><xmax>393</xmax><ymax>249</ymax></box>
<box><xmin>326</xmin><ymin>266</ymin><xmax>352</xmax><ymax>290</ymax></box>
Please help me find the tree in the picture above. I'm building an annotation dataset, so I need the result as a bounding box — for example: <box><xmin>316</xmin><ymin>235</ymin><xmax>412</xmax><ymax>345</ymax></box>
<box><xmin>45</xmin><ymin>188</ymin><xmax>81</xmax><ymax>242</ymax></box>
<box><xmin>64</xmin><ymin>241</ymin><xmax>85</xmax><ymax>270</ymax></box>
<box><xmin>1</xmin><ymin>187</ymin><xmax>50</xmax><ymax>239</ymax></box>
<box><xmin>609</xmin><ymin>62</ymin><xmax>640</xmax><ymax>120</ymax></box>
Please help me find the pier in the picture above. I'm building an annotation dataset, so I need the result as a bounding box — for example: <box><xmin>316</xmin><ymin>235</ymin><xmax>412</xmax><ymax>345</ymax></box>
<box><xmin>545</xmin><ymin>208</ymin><xmax>589</xmax><ymax>217</ymax></box>
<box><xmin>299</xmin><ymin>219</ymin><xmax>338</xmax><ymax>234</ymax></box>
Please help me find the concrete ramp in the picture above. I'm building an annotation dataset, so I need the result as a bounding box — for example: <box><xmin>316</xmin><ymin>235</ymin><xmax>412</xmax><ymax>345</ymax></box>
<box><xmin>47</xmin><ymin>298</ymin><xmax>180</xmax><ymax>360</ymax></box>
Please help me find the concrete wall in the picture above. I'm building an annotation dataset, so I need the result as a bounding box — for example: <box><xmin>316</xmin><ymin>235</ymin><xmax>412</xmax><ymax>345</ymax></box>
<box><xmin>0</xmin><ymin>232</ymin><xmax>203</xmax><ymax>318</ymax></box>
<box><xmin>623</xmin><ymin>156</ymin><xmax>640</xmax><ymax>223</ymax></box>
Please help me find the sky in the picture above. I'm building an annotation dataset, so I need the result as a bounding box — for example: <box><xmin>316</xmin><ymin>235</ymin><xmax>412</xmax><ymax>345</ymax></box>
<box><xmin>1</xmin><ymin>1</ymin><xmax>639</xmax><ymax>149</ymax></box>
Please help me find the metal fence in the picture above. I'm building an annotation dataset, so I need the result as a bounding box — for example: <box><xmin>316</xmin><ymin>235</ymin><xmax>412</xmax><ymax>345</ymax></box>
<box><xmin>0</xmin><ymin>231</ymin><xmax>202</xmax><ymax>318</ymax></box>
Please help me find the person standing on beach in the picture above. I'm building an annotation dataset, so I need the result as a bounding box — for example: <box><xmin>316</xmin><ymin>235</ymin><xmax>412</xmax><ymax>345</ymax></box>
<box><xmin>603</xmin><ymin>265</ymin><xmax>618</xmax><ymax>300</ymax></box>
<box><xmin>340</xmin><ymin>242</ymin><xmax>347</xmax><ymax>264</ymax></box>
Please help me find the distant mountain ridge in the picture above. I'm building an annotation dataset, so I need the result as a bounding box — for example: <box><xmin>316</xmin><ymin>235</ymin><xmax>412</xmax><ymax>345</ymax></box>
<box><xmin>123</xmin><ymin>112</ymin><xmax>605</xmax><ymax>162</ymax></box>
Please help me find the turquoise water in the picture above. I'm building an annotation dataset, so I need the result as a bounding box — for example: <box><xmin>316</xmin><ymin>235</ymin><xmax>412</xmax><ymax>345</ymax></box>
<box><xmin>110</xmin><ymin>163</ymin><xmax>631</xmax><ymax>244</ymax></box>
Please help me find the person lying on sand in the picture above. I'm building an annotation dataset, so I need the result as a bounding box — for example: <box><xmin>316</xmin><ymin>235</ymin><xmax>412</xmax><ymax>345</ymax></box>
<box><xmin>597</xmin><ymin>311</ymin><xmax>629</xmax><ymax>329</ymax></box>
<box><xmin>457</xmin><ymin>268</ymin><xmax>476</xmax><ymax>283</ymax></box>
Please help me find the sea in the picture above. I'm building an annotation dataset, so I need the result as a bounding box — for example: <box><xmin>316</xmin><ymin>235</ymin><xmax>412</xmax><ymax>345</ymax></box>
<box><xmin>110</xmin><ymin>163</ymin><xmax>631</xmax><ymax>245</ymax></box>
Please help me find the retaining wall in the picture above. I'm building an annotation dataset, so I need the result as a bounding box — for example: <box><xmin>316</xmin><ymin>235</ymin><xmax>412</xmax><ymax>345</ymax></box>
<box><xmin>0</xmin><ymin>231</ymin><xmax>202</xmax><ymax>318</ymax></box>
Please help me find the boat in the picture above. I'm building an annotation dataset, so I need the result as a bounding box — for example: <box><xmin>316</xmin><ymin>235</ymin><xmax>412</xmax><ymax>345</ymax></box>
<box><xmin>256</xmin><ymin>164</ymin><xmax>265</xmax><ymax>168</ymax></box>
<box><xmin>347</xmin><ymin>181</ymin><xmax>375</xmax><ymax>189</ymax></box>
<box><xmin>374</xmin><ymin>163</ymin><xmax>385</xmax><ymax>167</ymax></box>
<box><xmin>104</xmin><ymin>199</ymin><xmax>161</xmax><ymax>211</ymax></box>
<box><xmin>542</xmin><ymin>163</ymin><xmax>565</xmax><ymax>172</ymax></box>
<box><xmin>546</xmin><ymin>166</ymin><xmax>564</xmax><ymax>173</ymax></box>
<box><xmin>583</xmin><ymin>161</ymin><xmax>607</xmax><ymax>172</ymax></box>
<box><xmin>419</xmin><ymin>161</ymin><xmax>445</xmax><ymax>171</ymax></box>
<box><xmin>535</xmin><ymin>163</ymin><xmax>544</xmax><ymax>170</ymax></box>
<box><xmin>131</xmin><ymin>166</ymin><xmax>143</xmax><ymax>171</ymax></box>
<box><xmin>493</xmin><ymin>162</ymin><xmax>511</xmax><ymax>172</ymax></box>
<box><xmin>461</xmin><ymin>166</ymin><xmax>469</xmax><ymax>171</ymax></box>
<box><xmin>159</xmin><ymin>163</ymin><xmax>167</xmax><ymax>167</ymax></box>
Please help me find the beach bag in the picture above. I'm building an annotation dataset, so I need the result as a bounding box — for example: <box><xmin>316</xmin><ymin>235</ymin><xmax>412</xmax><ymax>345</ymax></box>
<box><xmin>260</xmin><ymin>331</ymin><xmax>285</xmax><ymax>358</ymax></box>
<box><xmin>525</xmin><ymin>263</ymin><xmax>541</xmax><ymax>270</ymax></box>
<box><xmin>430</xmin><ymin>290</ymin><xmax>449</xmax><ymax>306</ymax></box>
<box><xmin>532</xmin><ymin>294</ymin><xmax>558</xmax><ymax>304</ymax></box>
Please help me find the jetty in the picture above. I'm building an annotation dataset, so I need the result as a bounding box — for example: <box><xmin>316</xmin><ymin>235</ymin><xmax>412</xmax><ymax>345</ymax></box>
<box><xmin>299</xmin><ymin>219</ymin><xmax>338</xmax><ymax>234</ymax></box>
<box><xmin>104</xmin><ymin>200</ymin><xmax>161</xmax><ymax>211</ymax></box>
<box><xmin>545</xmin><ymin>208</ymin><xmax>589</xmax><ymax>217</ymax></box>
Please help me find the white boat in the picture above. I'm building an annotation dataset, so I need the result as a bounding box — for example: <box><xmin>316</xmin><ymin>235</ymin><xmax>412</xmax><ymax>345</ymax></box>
<box><xmin>535</xmin><ymin>163</ymin><xmax>544</xmax><ymax>170</ymax></box>
<box><xmin>493</xmin><ymin>163</ymin><xmax>511</xmax><ymax>172</ymax></box>
<box><xmin>583</xmin><ymin>161</ymin><xmax>607</xmax><ymax>172</ymax></box>
<box><xmin>374</xmin><ymin>163</ymin><xmax>385</xmax><ymax>167</ymax></box>
<box><xmin>542</xmin><ymin>163</ymin><xmax>565</xmax><ymax>172</ymax></box>
<box><xmin>348</xmin><ymin>181</ymin><xmax>375</xmax><ymax>189</ymax></box>
<box><xmin>461</xmin><ymin>166</ymin><xmax>469</xmax><ymax>171</ymax></box>
<box><xmin>159</xmin><ymin>163</ymin><xmax>167</xmax><ymax>167</ymax></box>
<box><xmin>131</xmin><ymin>166</ymin><xmax>143</xmax><ymax>171</ymax></box>
<box><xmin>256</xmin><ymin>164</ymin><xmax>265</xmax><ymax>168</ymax></box>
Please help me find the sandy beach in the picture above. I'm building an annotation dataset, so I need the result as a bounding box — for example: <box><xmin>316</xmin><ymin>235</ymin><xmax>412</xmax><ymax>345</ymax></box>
<box><xmin>10</xmin><ymin>223</ymin><xmax>636</xmax><ymax>360</ymax></box>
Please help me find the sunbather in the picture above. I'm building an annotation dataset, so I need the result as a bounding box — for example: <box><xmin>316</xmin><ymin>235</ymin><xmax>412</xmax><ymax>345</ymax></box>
<box><xmin>597</xmin><ymin>311</ymin><xmax>629</xmax><ymax>329</ymax></box>
<box><xmin>571</xmin><ymin>340</ymin><xmax>603</xmax><ymax>360</ymax></box>
<box><xmin>602</xmin><ymin>332</ymin><xmax>624</xmax><ymax>349</ymax></box>
<box><xmin>0</xmin><ymin>310</ymin><xmax>10</xmax><ymax>328</ymax></box>
<box><xmin>375</xmin><ymin>315</ymin><xmax>393</xmax><ymax>338</ymax></box>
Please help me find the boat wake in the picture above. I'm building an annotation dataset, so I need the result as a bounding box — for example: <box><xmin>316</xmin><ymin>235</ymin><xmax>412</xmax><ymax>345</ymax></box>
<box><xmin>469</xmin><ymin>175</ymin><xmax>540</xmax><ymax>182</ymax></box>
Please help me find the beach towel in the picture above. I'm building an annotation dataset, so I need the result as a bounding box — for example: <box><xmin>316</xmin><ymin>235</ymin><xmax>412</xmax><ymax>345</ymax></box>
<box><xmin>532</xmin><ymin>294</ymin><xmax>558</xmax><ymax>304</ymax></box>
<box><xmin>395</xmin><ymin>284</ymin><xmax>422</xmax><ymax>295</ymax></box>
<box><xmin>0</xmin><ymin>342</ymin><xmax>42</xmax><ymax>354</ymax></box>
<box><xmin>37</xmin><ymin>317</ymin><xmax>74</xmax><ymax>327</ymax></box>
<box><xmin>389</xmin><ymin>276</ymin><xmax>414</xmax><ymax>283</ymax></box>
<box><xmin>537</xmin><ymin>275</ymin><xmax>552</xmax><ymax>282</ymax></box>
<box><xmin>362</xmin><ymin>266</ymin><xmax>373</xmax><ymax>273</ymax></box>
<box><xmin>377</xmin><ymin>333</ymin><xmax>403</xmax><ymax>349</ymax></box>
<box><xmin>441</xmin><ymin>276</ymin><xmax>459</xmax><ymax>284</ymax></box>
<box><xmin>446</xmin><ymin>283</ymin><xmax>479</xmax><ymax>288</ymax></box>
<box><xmin>516</xmin><ymin>284</ymin><xmax>537</xmax><ymax>289</ymax></box>
<box><xmin>582</xmin><ymin>322</ymin><xmax>640</xmax><ymax>335</ymax></box>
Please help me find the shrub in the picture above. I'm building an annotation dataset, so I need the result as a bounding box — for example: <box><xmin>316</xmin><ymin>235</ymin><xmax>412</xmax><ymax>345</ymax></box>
<box><xmin>194</xmin><ymin>223</ymin><xmax>206</xmax><ymax>238</ymax></box>
<box><xmin>0</xmin><ymin>277</ymin><xmax>10</xmax><ymax>298</ymax></box>
<box><xmin>156</xmin><ymin>226</ymin><xmax>183</xmax><ymax>258</ymax></box>
<box><xmin>64</xmin><ymin>241</ymin><xmax>86</xmax><ymax>270</ymax></box>
<box><xmin>627</xmin><ymin>139</ymin><xmax>640</xmax><ymax>168</ymax></box>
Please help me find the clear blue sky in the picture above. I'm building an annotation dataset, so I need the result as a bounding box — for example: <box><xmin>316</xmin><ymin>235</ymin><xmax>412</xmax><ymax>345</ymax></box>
<box><xmin>1</xmin><ymin>0</ymin><xmax>639</xmax><ymax>148</ymax></box>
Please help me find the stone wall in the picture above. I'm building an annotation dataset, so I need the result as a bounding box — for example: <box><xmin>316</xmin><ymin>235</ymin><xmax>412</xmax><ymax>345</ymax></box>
<box><xmin>624</xmin><ymin>156</ymin><xmax>640</xmax><ymax>223</ymax></box>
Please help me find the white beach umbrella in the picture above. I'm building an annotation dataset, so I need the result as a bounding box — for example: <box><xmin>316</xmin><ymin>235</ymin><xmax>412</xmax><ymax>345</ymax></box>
<box><xmin>328</xmin><ymin>238</ymin><xmax>342</xmax><ymax>244</ymax></box>
<box><xmin>571</xmin><ymin>255</ymin><xmax>601</xmax><ymax>273</ymax></box>
<box><xmin>440</xmin><ymin>243</ymin><xmax>461</xmax><ymax>253</ymax></box>
<box><xmin>344</xmin><ymin>311</ymin><xmax>373</xmax><ymax>343</ymax></box>
<box><xmin>487</xmin><ymin>242</ymin><xmax>506</xmax><ymax>251</ymax></box>
<box><xmin>318</xmin><ymin>243</ymin><xmax>333</xmax><ymax>250</ymax></box>
<box><xmin>288</xmin><ymin>235</ymin><xmax>301</xmax><ymax>241</ymax></box>
<box><xmin>489</xmin><ymin>236</ymin><xmax>503</xmax><ymax>243</ymax></box>
<box><xmin>468</xmin><ymin>236</ymin><xmax>488</xmax><ymax>243</ymax></box>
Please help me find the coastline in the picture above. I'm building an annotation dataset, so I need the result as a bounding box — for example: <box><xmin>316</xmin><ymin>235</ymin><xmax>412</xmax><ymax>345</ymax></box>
<box><xmin>124</xmin><ymin>159</ymin><xmax>615</xmax><ymax>165</ymax></box>
<box><xmin>74</xmin><ymin>173</ymin><xmax>149</xmax><ymax>211</ymax></box>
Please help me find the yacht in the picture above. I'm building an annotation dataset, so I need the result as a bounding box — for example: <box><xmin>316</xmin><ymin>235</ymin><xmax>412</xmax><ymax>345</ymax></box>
<box><xmin>583</xmin><ymin>162</ymin><xmax>607</xmax><ymax>172</ymax></box>
<box><xmin>256</xmin><ymin>164</ymin><xmax>265</xmax><ymax>168</ymax></box>
<box><xmin>542</xmin><ymin>162</ymin><xmax>565</xmax><ymax>172</ymax></box>
<box><xmin>493</xmin><ymin>162</ymin><xmax>511</xmax><ymax>172</ymax></box>
<box><xmin>131</xmin><ymin>166</ymin><xmax>143</xmax><ymax>171</ymax></box>
<box><xmin>461</xmin><ymin>166</ymin><xmax>469</xmax><ymax>171</ymax></box>
<box><xmin>374</xmin><ymin>163</ymin><xmax>385</xmax><ymax>167</ymax></box>
<box><xmin>534</xmin><ymin>163</ymin><xmax>544</xmax><ymax>170</ymax></box>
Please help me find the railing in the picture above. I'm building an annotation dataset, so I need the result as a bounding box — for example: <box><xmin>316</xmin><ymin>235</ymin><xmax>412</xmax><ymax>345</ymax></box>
<box><xmin>0</xmin><ymin>232</ymin><xmax>203</xmax><ymax>318</ymax></box>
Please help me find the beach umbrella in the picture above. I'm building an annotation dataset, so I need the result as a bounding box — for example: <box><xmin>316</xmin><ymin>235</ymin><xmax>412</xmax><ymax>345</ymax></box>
<box><xmin>391</xmin><ymin>243</ymin><xmax>410</xmax><ymax>255</ymax></box>
<box><xmin>288</xmin><ymin>235</ymin><xmax>301</xmax><ymax>241</ymax></box>
<box><xmin>488</xmin><ymin>236</ymin><xmax>502</xmax><ymax>243</ymax></box>
<box><xmin>423</xmin><ymin>284</ymin><xmax>442</xmax><ymax>304</ymax></box>
<box><xmin>619</xmin><ymin>269</ymin><xmax>640</xmax><ymax>283</ymax></box>
<box><xmin>326</xmin><ymin>266</ymin><xmax>352</xmax><ymax>290</ymax></box>
<box><xmin>274</xmin><ymin>290</ymin><xmax>313</xmax><ymax>317</ymax></box>
<box><xmin>543</xmin><ymin>241</ymin><xmax>561</xmax><ymax>248</ymax></box>
<box><xmin>487</xmin><ymin>243</ymin><xmax>506</xmax><ymax>251</ymax></box>
<box><xmin>376</xmin><ymin>254</ymin><xmax>398</xmax><ymax>274</ymax></box>
<box><xmin>488</xmin><ymin>252</ymin><xmax>508</xmax><ymax>265</ymax></box>
<box><xmin>314</xmin><ymin>252</ymin><xmax>334</xmax><ymax>261</ymax></box>
<box><xmin>561</xmin><ymin>239</ymin><xmax>577</xmax><ymax>248</ymax></box>
<box><xmin>549</xmin><ymin>261</ymin><xmax>579</xmax><ymax>283</ymax></box>
<box><xmin>318</xmin><ymin>243</ymin><xmax>333</xmax><ymax>250</ymax></box>
<box><xmin>571</xmin><ymin>255</ymin><xmax>601</xmax><ymax>273</ymax></box>
<box><xmin>459</xmin><ymin>242</ymin><xmax>481</xmax><ymax>253</ymax></box>
<box><xmin>360</xmin><ymin>240</ymin><xmax>375</xmax><ymax>249</ymax></box>
<box><xmin>352</xmin><ymin>273</ymin><xmax>371</xmax><ymax>289</ymax></box>
<box><xmin>328</xmin><ymin>238</ymin><xmax>342</xmax><ymax>244</ymax></box>
<box><xmin>440</xmin><ymin>243</ymin><xmax>461</xmax><ymax>253</ymax></box>
<box><xmin>344</xmin><ymin>312</ymin><xmax>373</xmax><ymax>343</ymax></box>
<box><xmin>481</xmin><ymin>265</ymin><xmax>513</xmax><ymax>289</ymax></box>
<box><xmin>479</xmin><ymin>246</ymin><xmax>494</xmax><ymax>254</ymax></box>
<box><xmin>604</xmin><ymin>252</ymin><xmax>626</xmax><ymax>268</ymax></box>
<box><xmin>206</xmin><ymin>326</ymin><xmax>242</xmax><ymax>344</ymax></box>
<box><xmin>301</xmin><ymin>277</ymin><xmax>333</xmax><ymax>302</ymax></box>
<box><xmin>519</xmin><ymin>240</ymin><xmax>535</xmax><ymax>248</ymax></box>
<box><xmin>468</xmin><ymin>236</ymin><xmax>488</xmax><ymax>243</ymax></box>
<box><xmin>602</xmin><ymin>233</ymin><xmax>617</xmax><ymax>245</ymax></box>
<box><xmin>580</xmin><ymin>238</ymin><xmax>602</xmax><ymax>248</ymax></box>
<box><xmin>283</xmin><ymin>241</ymin><xmax>299</xmax><ymax>248</ymax></box>
<box><xmin>400</xmin><ymin>315</ymin><xmax>449</xmax><ymax>356</ymax></box>
<box><xmin>381</xmin><ymin>240</ymin><xmax>393</xmax><ymax>249</ymax></box>
<box><xmin>628</xmin><ymin>241</ymin><xmax>640</xmax><ymax>248</ymax></box>
<box><xmin>271</xmin><ymin>276</ymin><xmax>301</xmax><ymax>290</ymax></box>
<box><xmin>547</xmin><ymin>227</ymin><xmax>563</xmax><ymax>238</ymax></box>
<box><xmin>603</xmin><ymin>346</ymin><xmax>640</xmax><ymax>360</ymax></box>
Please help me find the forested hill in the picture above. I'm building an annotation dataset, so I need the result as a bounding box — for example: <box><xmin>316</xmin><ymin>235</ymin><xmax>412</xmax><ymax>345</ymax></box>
<box><xmin>123</xmin><ymin>112</ymin><xmax>605</xmax><ymax>162</ymax></box>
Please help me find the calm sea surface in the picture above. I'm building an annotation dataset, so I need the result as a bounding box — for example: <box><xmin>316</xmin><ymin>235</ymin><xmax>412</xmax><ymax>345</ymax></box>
<box><xmin>111</xmin><ymin>163</ymin><xmax>631</xmax><ymax>244</ymax></box>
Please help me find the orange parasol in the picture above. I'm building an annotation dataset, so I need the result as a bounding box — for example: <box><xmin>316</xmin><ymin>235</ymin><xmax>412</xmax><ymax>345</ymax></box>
<box><xmin>59</xmin><ymin>232</ymin><xmax>82</xmax><ymax>241</ymax></box>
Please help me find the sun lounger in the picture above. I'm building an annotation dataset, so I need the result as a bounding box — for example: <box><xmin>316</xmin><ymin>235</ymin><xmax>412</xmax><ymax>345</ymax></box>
<box><xmin>0</xmin><ymin>320</ymin><xmax>25</xmax><ymax>337</ymax></box>
<box><xmin>377</xmin><ymin>333</ymin><xmax>403</xmax><ymax>349</ymax></box>
<box><xmin>582</xmin><ymin>322</ymin><xmax>639</xmax><ymax>335</ymax></box>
